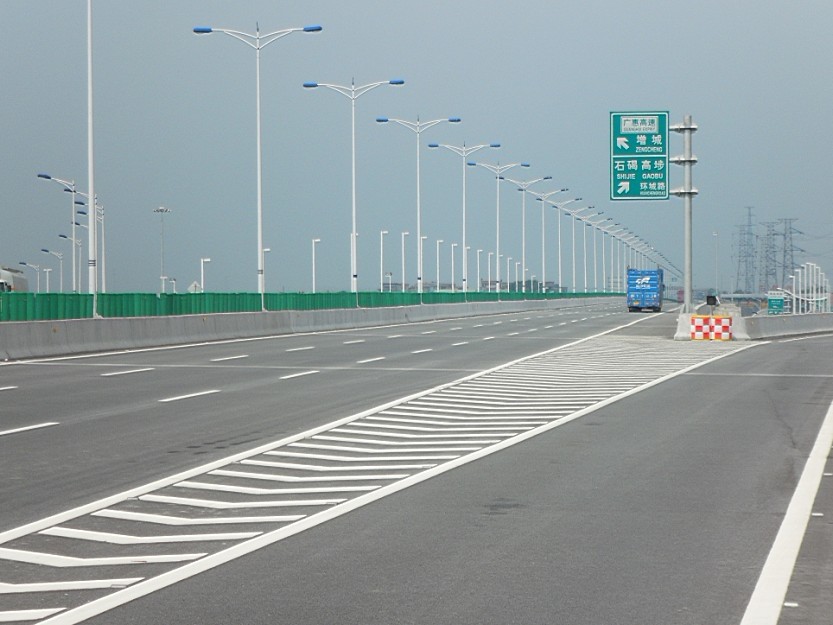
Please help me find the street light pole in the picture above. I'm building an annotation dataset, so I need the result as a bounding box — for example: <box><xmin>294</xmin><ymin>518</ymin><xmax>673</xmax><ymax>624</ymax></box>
<box><xmin>377</xmin><ymin>116</ymin><xmax>460</xmax><ymax>294</ymax></box>
<box><xmin>200</xmin><ymin>257</ymin><xmax>211</xmax><ymax>292</ymax></box>
<box><xmin>312</xmin><ymin>238</ymin><xmax>320</xmax><ymax>293</ymax></box>
<box><xmin>261</xmin><ymin>247</ymin><xmax>271</xmax><ymax>311</ymax></box>
<box><xmin>41</xmin><ymin>249</ymin><xmax>64</xmax><ymax>293</ymax></box>
<box><xmin>37</xmin><ymin>174</ymin><xmax>84</xmax><ymax>292</ymax></box>
<box><xmin>401</xmin><ymin>231</ymin><xmax>409</xmax><ymax>292</ymax></box>
<box><xmin>194</xmin><ymin>22</ymin><xmax>322</xmax><ymax>295</ymax></box>
<box><xmin>153</xmin><ymin>206</ymin><xmax>172</xmax><ymax>294</ymax></box>
<box><xmin>436</xmin><ymin>239</ymin><xmax>443</xmax><ymax>291</ymax></box>
<box><xmin>451</xmin><ymin>243</ymin><xmax>458</xmax><ymax>293</ymax></box>
<box><xmin>487</xmin><ymin>251</ymin><xmax>493</xmax><ymax>292</ymax></box>
<box><xmin>476</xmin><ymin>249</ymin><xmax>483</xmax><ymax>292</ymax></box>
<box><xmin>19</xmin><ymin>262</ymin><xmax>41</xmax><ymax>293</ymax></box>
<box><xmin>428</xmin><ymin>142</ymin><xmax>500</xmax><ymax>292</ymax></box>
<box><xmin>528</xmin><ymin>188</ymin><xmax>568</xmax><ymax>292</ymax></box>
<box><xmin>304</xmin><ymin>78</ymin><xmax>405</xmax><ymax>292</ymax></box>
<box><xmin>501</xmin><ymin>175</ymin><xmax>552</xmax><ymax>293</ymax></box>
<box><xmin>379</xmin><ymin>230</ymin><xmax>388</xmax><ymax>292</ymax></box>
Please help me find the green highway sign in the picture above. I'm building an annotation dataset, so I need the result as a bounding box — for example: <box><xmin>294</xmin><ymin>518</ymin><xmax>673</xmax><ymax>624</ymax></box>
<box><xmin>610</xmin><ymin>111</ymin><xmax>669</xmax><ymax>201</ymax></box>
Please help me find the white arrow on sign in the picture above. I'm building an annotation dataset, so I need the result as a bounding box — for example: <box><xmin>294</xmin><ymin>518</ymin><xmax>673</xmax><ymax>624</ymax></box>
<box><xmin>617</xmin><ymin>181</ymin><xmax>630</xmax><ymax>194</ymax></box>
<box><xmin>616</xmin><ymin>136</ymin><xmax>629</xmax><ymax>150</ymax></box>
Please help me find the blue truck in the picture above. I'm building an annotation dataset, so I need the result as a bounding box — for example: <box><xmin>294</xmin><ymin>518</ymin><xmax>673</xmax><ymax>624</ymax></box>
<box><xmin>627</xmin><ymin>268</ymin><xmax>664</xmax><ymax>312</ymax></box>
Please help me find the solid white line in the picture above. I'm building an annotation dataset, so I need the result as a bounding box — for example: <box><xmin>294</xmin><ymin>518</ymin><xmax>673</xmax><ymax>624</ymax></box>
<box><xmin>0</xmin><ymin>386</ymin><xmax>17</xmax><ymax>391</ymax></box>
<box><xmin>93</xmin><ymin>509</ymin><xmax>304</xmax><ymax>525</ymax></box>
<box><xmin>357</xmin><ymin>357</ymin><xmax>385</xmax><ymax>364</ymax></box>
<box><xmin>41</xmin><ymin>527</ymin><xmax>259</xmax><ymax>544</ymax></box>
<box><xmin>209</xmin><ymin>355</ymin><xmax>248</xmax><ymax>362</ymax></box>
<box><xmin>739</xmin><ymin>399</ymin><xmax>833</xmax><ymax>625</ymax></box>
<box><xmin>279</xmin><ymin>370</ymin><xmax>319</xmax><ymax>380</ymax></box>
<box><xmin>0</xmin><ymin>422</ymin><xmax>59</xmax><ymax>437</ymax></box>
<box><xmin>0</xmin><ymin>579</ymin><xmax>141</xmax><ymax>594</ymax></box>
<box><xmin>101</xmin><ymin>368</ymin><xmax>155</xmax><ymax>377</ymax></box>
<box><xmin>0</xmin><ymin>547</ymin><xmax>204</xmax><ymax>567</ymax></box>
<box><xmin>286</xmin><ymin>346</ymin><xmax>314</xmax><ymax>352</ymax></box>
<box><xmin>0</xmin><ymin>608</ymin><xmax>65</xmax><ymax>621</ymax></box>
<box><xmin>158</xmin><ymin>390</ymin><xmax>220</xmax><ymax>403</ymax></box>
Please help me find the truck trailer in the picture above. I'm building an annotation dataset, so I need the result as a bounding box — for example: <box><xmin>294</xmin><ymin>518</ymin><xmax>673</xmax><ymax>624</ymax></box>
<box><xmin>0</xmin><ymin>266</ymin><xmax>29</xmax><ymax>292</ymax></box>
<box><xmin>627</xmin><ymin>268</ymin><xmax>664</xmax><ymax>312</ymax></box>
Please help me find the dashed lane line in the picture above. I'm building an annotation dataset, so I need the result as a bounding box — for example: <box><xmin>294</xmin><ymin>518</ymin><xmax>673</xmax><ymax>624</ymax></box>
<box><xmin>101</xmin><ymin>367</ymin><xmax>155</xmax><ymax>377</ymax></box>
<box><xmin>158</xmin><ymin>390</ymin><xmax>220</xmax><ymax>403</ymax></box>
<box><xmin>0</xmin><ymin>422</ymin><xmax>59</xmax><ymax>438</ymax></box>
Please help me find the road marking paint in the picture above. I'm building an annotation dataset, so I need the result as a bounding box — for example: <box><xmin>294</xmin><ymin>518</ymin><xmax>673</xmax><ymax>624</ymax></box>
<box><xmin>139</xmin><ymin>494</ymin><xmax>345</xmax><ymax>509</ymax></box>
<box><xmin>0</xmin><ymin>422</ymin><xmax>59</xmax><ymax>437</ymax></box>
<box><xmin>286</xmin><ymin>346</ymin><xmax>314</xmax><ymax>352</ymax></box>
<box><xmin>482</xmin><ymin>336</ymin><xmax>495</xmax><ymax>341</ymax></box>
<box><xmin>472</xmin><ymin>324</ymin><xmax>485</xmax><ymax>328</ymax></box>
<box><xmin>411</xmin><ymin>349</ymin><xmax>433</xmax><ymax>354</ymax></box>
<box><xmin>0</xmin><ymin>547</ymin><xmax>205</xmax><ymax>567</ymax></box>
<box><xmin>811</xmin><ymin>512</ymin><xmax>824</xmax><ymax>517</ymax></box>
<box><xmin>174</xmin><ymin>481</ymin><xmax>378</xmax><ymax>495</ymax></box>
<box><xmin>783</xmin><ymin>602</ymin><xmax>799</xmax><ymax>608</ymax></box>
<box><xmin>242</xmin><ymin>459</ymin><xmax>432</xmax><ymax>471</ymax></box>
<box><xmin>0</xmin><ymin>386</ymin><xmax>18</xmax><ymax>391</ymax></box>
<box><xmin>452</xmin><ymin>341</ymin><xmax>469</xmax><ymax>346</ymax></box>
<box><xmin>740</xmin><ymin>399</ymin><xmax>833</xmax><ymax>625</ymax></box>
<box><xmin>0</xmin><ymin>579</ymin><xmax>141</xmax><ymax>594</ymax></box>
<box><xmin>279</xmin><ymin>370</ymin><xmax>319</xmax><ymax>380</ymax></box>
<box><xmin>209</xmin><ymin>355</ymin><xmax>248</xmax><ymax>362</ymax></box>
<box><xmin>386</xmin><ymin>334</ymin><xmax>403</xmax><ymax>338</ymax></box>
<box><xmin>421</xmin><ymin>330</ymin><xmax>437</xmax><ymax>335</ymax></box>
<box><xmin>449</xmin><ymin>327</ymin><xmax>462</xmax><ymax>331</ymax></box>
<box><xmin>93</xmin><ymin>509</ymin><xmax>304</xmax><ymax>525</ymax></box>
<box><xmin>343</xmin><ymin>339</ymin><xmax>365</xmax><ymax>344</ymax></box>
<box><xmin>0</xmin><ymin>608</ymin><xmax>65</xmax><ymax>621</ymax></box>
<box><xmin>210</xmin><ymin>469</ymin><xmax>407</xmax><ymax>482</ymax></box>
<box><xmin>40</xmin><ymin>527</ymin><xmax>259</xmax><ymax>544</ymax></box>
<box><xmin>544</xmin><ymin>325</ymin><xmax>554</xmax><ymax>329</ymax></box>
<box><xmin>101</xmin><ymin>368</ymin><xmax>155</xmax><ymax>377</ymax></box>
<box><xmin>159</xmin><ymin>390</ymin><xmax>220</xmax><ymax>403</ymax></box>
<box><xmin>508</xmin><ymin>332</ymin><xmax>520</xmax><ymax>336</ymax></box>
<box><xmin>357</xmin><ymin>357</ymin><xmax>385</xmax><ymax>364</ymax></box>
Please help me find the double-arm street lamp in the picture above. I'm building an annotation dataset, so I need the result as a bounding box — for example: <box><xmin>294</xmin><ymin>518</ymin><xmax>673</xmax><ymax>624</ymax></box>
<box><xmin>468</xmin><ymin>161</ymin><xmax>530</xmax><ymax>293</ymax></box>
<box><xmin>37</xmin><ymin>174</ymin><xmax>86</xmax><ymax>292</ymax></box>
<box><xmin>19</xmin><ymin>262</ymin><xmax>41</xmax><ymax>293</ymax></box>
<box><xmin>41</xmin><ymin>249</ymin><xmax>64</xmax><ymax>293</ymax></box>
<box><xmin>304</xmin><ymin>78</ymin><xmax>404</xmax><ymax>292</ymax></box>
<box><xmin>376</xmin><ymin>116</ymin><xmax>460</xmax><ymax>294</ymax></box>
<box><xmin>501</xmin><ymin>175</ymin><xmax>552</xmax><ymax>293</ymax></box>
<box><xmin>428</xmin><ymin>142</ymin><xmax>500</xmax><ymax>293</ymax></box>
<box><xmin>194</xmin><ymin>22</ymin><xmax>322</xmax><ymax>295</ymax></box>
<box><xmin>528</xmin><ymin>188</ymin><xmax>568</xmax><ymax>292</ymax></box>
<box><xmin>153</xmin><ymin>206</ymin><xmax>173</xmax><ymax>294</ymax></box>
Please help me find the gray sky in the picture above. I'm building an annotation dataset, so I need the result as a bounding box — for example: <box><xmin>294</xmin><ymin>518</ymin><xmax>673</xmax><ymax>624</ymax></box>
<box><xmin>2</xmin><ymin>1</ymin><xmax>831</xmax><ymax>294</ymax></box>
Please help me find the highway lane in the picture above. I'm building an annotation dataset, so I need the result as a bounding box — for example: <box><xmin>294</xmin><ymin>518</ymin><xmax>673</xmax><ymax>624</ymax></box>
<box><xmin>67</xmin><ymin>321</ymin><xmax>833</xmax><ymax>625</ymax></box>
<box><xmin>1</xmin><ymin>299</ymin><xmax>627</xmax><ymax>530</ymax></box>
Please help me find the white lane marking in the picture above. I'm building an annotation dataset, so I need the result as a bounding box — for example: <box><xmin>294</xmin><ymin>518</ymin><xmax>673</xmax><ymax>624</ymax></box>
<box><xmin>101</xmin><ymin>368</ymin><xmax>155</xmax><ymax>377</ymax></box>
<box><xmin>343</xmin><ymin>339</ymin><xmax>365</xmax><ymax>344</ymax></box>
<box><xmin>139</xmin><ymin>494</ymin><xmax>345</xmax><ymax>509</ymax></box>
<box><xmin>482</xmin><ymin>336</ymin><xmax>495</xmax><ymax>341</ymax></box>
<box><xmin>508</xmin><ymin>332</ymin><xmax>520</xmax><ymax>336</ymax></box>
<box><xmin>559</xmin><ymin>322</ymin><xmax>567</xmax><ymax>326</ymax></box>
<box><xmin>93</xmin><ymin>509</ymin><xmax>304</xmax><ymax>525</ymax></box>
<box><xmin>0</xmin><ymin>386</ymin><xmax>18</xmax><ymax>391</ymax></box>
<box><xmin>0</xmin><ymin>422</ymin><xmax>59</xmax><ymax>437</ymax></box>
<box><xmin>279</xmin><ymin>370</ymin><xmax>319</xmax><ymax>380</ymax></box>
<box><xmin>242</xmin><ymin>459</ymin><xmax>432</xmax><ymax>472</ymax></box>
<box><xmin>174</xmin><ymin>481</ymin><xmax>378</xmax><ymax>496</ymax></box>
<box><xmin>740</xmin><ymin>399</ymin><xmax>833</xmax><ymax>625</ymax></box>
<box><xmin>210</xmin><ymin>469</ymin><xmax>407</xmax><ymax>482</ymax></box>
<box><xmin>544</xmin><ymin>325</ymin><xmax>554</xmax><ymax>329</ymax></box>
<box><xmin>0</xmin><ymin>608</ymin><xmax>65</xmax><ymax>621</ymax></box>
<box><xmin>472</xmin><ymin>324</ymin><xmax>485</xmax><ymax>328</ymax></box>
<box><xmin>387</xmin><ymin>334</ymin><xmax>403</xmax><ymax>338</ymax></box>
<box><xmin>286</xmin><ymin>346</ymin><xmax>314</xmax><ymax>352</ymax></box>
<box><xmin>158</xmin><ymin>390</ymin><xmax>220</xmax><ymax>403</ymax></box>
<box><xmin>0</xmin><ymin>579</ymin><xmax>141</xmax><ymax>594</ymax></box>
<box><xmin>450</xmin><ymin>327</ymin><xmax>462</xmax><ymax>331</ymax></box>
<box><xmin>411</xmin><ymin>349</ymin><xmax>433</xmax><ymax>354</ymax></box>
<box><xmin>41</xmin><ymin>527</ymin><xmax>259</xmax><ymax>544</ymax></box>
<box><xmin>421</xmin><ymin>330</ymin><xmax>437</xmax><ymax>335</ymax></box>
<box><xmin>452</xmin><ymin>341</ymin><xmax>469</xmax><ymax>346</ymax></box>
<box><xmin>357</xmin><ymin>357</ymin><xmax>385</xmax><ymax>364</ymax></box>
<box><xmin>0</xmin><ymin>547</ymin><xmax>204</xmax><ymax>567</ymax></box>
<box><xmin>209</xmin><ymin>355</ymin><xmax>248</xmax><ymax>362</ymax></box>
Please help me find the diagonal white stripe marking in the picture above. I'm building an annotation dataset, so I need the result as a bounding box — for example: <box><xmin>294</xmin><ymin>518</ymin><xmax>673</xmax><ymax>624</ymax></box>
<box><xmin>0</xmin><ymin>608</ymin><xmax>65</xmax><ymax>621</ymax></box>
<box><xmin>0</xmin><ymin>547</ymin><xmax>204</xmax><ymax>567</ymax></box>
<box><xmin>0</xmin><ymin>579</ymin><xmax>142</xmax><ymax>594</ymax></box>
<box><xmin>280</xmin><ymin>370</ymin><xmax>319</xmax><ymax>380</ymax></box>
<box><xmin>209</xmin><ymin>355</ymin><xmax>248</xmax><ymax>362</ymax></box>
<box><xmin>93</xmin><ymin>509</ymin><xmax>304</xmax><ymax>525</ymax></box>
<box><xmin>159</xmin><ymin>390</ymin><xmax>220</xmax><ymax>403</ymax></box>
<box><xmin>0</xmin><ymin>422</ymin><xmax>59</xmax><ymax>437</ymax></box>
<box><xmin>101</xmin><ymin>368</ymin><xmax>154</xmax><ymax>377</ymax></box>
<box><xmin>40</xmin><ymin>527</ymin><xmax>260</xmax><ymax>544</ymax></box>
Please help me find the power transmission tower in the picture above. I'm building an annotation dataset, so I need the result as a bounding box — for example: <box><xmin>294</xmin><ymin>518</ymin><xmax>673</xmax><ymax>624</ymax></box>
<box><xmin>779</xmin><ymin>218</ymin><xmax>800</xmax><ymax>287</ymax></box>
<box><xmin>736</xmin><ymin>207</ymin><xmax>757</xmax><ymax>293</ymax></box>
<box><xmin>760</xmin><ymin>221</ymin><xmax>778</xmax><ymax>290</ymax></box>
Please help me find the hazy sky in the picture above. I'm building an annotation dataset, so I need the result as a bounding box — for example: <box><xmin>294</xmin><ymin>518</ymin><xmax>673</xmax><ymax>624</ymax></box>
<box><xmin>2</xmin><ymin>1</ymin><xmax>831</xmax><ymax>294</ymax></box>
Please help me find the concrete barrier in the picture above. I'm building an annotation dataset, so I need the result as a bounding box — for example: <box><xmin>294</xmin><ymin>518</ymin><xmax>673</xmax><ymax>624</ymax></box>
<box><xmin>675</xmin><ymin>308</ymin><xmax>833</xmax><ymax>341</ymax></box>
<box><xmin>0</xmin><ymin>298</ymin><xmax>610</xmax><ymax>361</ymax></box>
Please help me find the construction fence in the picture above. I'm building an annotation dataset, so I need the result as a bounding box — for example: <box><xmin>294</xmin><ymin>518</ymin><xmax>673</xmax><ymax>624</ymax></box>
<box><xmin>0</xmin><ymin>290</ymin><xmax>614</xmax><ymax>322</ymax></box>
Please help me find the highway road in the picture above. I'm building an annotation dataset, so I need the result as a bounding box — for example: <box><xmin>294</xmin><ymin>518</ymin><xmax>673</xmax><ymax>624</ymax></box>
<box><xmin>1</xmin><ymin>299</ymin><xmax>832</xmax><ymax>624</ymax></box>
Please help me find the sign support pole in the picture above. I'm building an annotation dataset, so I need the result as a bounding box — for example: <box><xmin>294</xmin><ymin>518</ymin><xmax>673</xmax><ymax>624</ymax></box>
<box><xmin>671</xmin><ymin>115</ymin><xmax>698</xmax><ymax>315</ymax></box>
